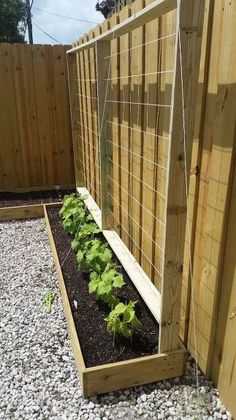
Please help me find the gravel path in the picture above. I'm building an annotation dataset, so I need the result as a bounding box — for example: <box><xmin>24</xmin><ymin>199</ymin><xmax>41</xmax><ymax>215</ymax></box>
<box><xmin>0</xmin><ymin>219</ymin><xmax>232</xmax><ymax>420</ymax></box>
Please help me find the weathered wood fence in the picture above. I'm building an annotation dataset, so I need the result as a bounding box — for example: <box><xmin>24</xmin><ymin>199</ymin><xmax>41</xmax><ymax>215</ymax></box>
<box><xmin>69</xmin><ymin>0</ymin><xmax>236</xmax><ymax>416</ymax></box>
<box><xmin>0</xmin><ymin>44</ymin><xmax>75</xmax><ymax>190</ymax></box>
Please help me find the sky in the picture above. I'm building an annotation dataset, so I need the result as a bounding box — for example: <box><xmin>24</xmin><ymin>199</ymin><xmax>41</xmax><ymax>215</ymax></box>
<box><xmin>27</xmin><ymin>0</ymin><xmax>104</xmax><ymax>45</ymax></box>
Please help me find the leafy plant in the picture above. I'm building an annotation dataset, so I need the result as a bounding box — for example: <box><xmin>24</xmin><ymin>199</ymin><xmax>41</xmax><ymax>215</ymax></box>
<box><xmin>60</xmin><ymin>194</ymin><xmax>92</xmax><ymax>235</ymax></box>
<box><xmin>44</xmin><ymin>291</ymin><xmax>55</xmax><ymax>312</ymax></box>
<box><xmin>85</xmin><ymin>241</ymin><xmax>112</xmax><ymax>273</ymax></box>
<box><xmin>105</xmin><ymin>301</ymin><xmax>142</xmax><ymax>344</ymax></box>
<box><xmin>72</xmin><ymin>223</ymin><xmax>101</xmax><ymax>252</ymax></box>
<box><xmin>89</xmin><ymin>264</ymin><xmax>125</xmax><ymax>307</ymax></box>
<box><xmin>59</xmin><ymin>192</ymin><xmax>142</xmax><ymax>343</ymax></box>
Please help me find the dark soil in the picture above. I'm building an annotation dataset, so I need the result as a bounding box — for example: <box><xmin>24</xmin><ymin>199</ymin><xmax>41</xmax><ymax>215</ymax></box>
<box><xmin>47</xmin><ymin>206</ymin><xmax>159</xmax><ymax>368</ymax></box>
<box><xmin>0</xmin><ymin>189</ymin><xmax>75</xmax><ymax>208</ymax></box>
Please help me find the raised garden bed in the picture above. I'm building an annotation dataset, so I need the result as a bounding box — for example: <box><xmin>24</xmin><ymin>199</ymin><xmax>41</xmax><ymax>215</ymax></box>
<box><xmin>0</xmin><ymin>197</ymin><xmax>187</xmax><ymax>396</ymax></box>
<box><xmin>44</xmin><ymin>201</ymin><xmax>186</xmax><ymax>396</ymax></box>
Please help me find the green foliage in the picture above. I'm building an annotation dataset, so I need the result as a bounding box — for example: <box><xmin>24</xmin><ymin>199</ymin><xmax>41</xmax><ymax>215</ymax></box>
<box><xmin>44</xmin><ymin>291</ymin><xmax>55</xmax><ymax>313</ymax></box>
<box><xmin>0</xmin><ymin>0</ymin><xmax>27</xmax><ymax>44</ymax></box>
<box><xmin>105</xmin><ymin>301</ymin><xmax>142</xmax><ymax>338</ymax></box>
<box><xmin>85</xmin><ymin>241</ymin><xmax>112</xmax><ymax>273</ymax></box>
<box><xmin>59</xmin><ymin>193</ymin><xmax>142</xmax><ymax>342</ymax></box>
<box><xmin>59</xmin><ymin>193</ymin><xmax>85</xmax><ymax>217</ymax></box>
<box><xmin>89</xmin><ymin>265</ymin><xmax>125</xmax><ymax>307</ymax></box>
<box><xmin>72</xmin><ymin>223</ymin><xmax>101</xmax><ymax>251</ymax></box>
<box><xmin>60</xmin><ymin>194</ymin><xmax>93</xmax><ymax>235</ymax></box>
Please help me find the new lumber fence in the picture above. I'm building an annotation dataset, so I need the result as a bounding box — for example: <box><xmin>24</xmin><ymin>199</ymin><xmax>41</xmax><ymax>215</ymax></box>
<box><xmin>0</xmin><ymin>43</ymin><xmax>75</xmax><ymax>191</ymax></box>
<box><xmin>67</xmin><ymin>0</ymin><xmax>204</xmax><ymax>354</ymax></box>
<box><xmin>68</xmin><ymin>0</ymin><xmax>236</xmax><ymax>415</ymax></box>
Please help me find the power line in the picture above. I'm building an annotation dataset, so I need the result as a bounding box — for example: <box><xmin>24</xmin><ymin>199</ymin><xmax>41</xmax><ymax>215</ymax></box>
<box><xmin>33</xmin><ymin>21</ymin><xmax>63</xmax><ymax>45</ymax></box>
<box><xmin>33</xmin><ymin>7</ymin><xmax>99</xmax><ymax>24</ymax></box>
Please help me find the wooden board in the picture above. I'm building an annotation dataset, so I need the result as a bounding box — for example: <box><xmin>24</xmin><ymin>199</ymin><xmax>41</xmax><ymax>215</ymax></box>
<box><xmin>0</xmin><ymin>44</ymin><xmax>74</xmax><ymax>190</ymax></box>
<box><xmin>187</xmin><ymin>0</ymin><xmax>236</xmax><ymax>381</ymax></box>
<box><xmin>0</xmin><ymin>184</ymin><xmax>75</xmax><ymax>193</ymax></box>
<box><xmin>84</xmin><ymin>348</ymin><xmax>186</xmax><ymax>396</ymax></box>
<box><xmin>0</xmin><ymin>204</ymin><xmax>44</xmax><ymax>221</ymax></box>
<box><xmin>96</xmin><ymin>40</ymin><xmax>113</xmax><ymax>229</ymax></box>
<box><xmin>211</xmin><ymin>157</ymin><xmax>236</xmax><ymax>419</ymax></box>
<box><xmin>159</xmin><ymin>0</ymin><xmax>205</xmax><ymax>353</ymax></box>
<box><xmin>67</xmin><ymin>0</ymin><xmax>177</xmax><ymax>53</ymax></box>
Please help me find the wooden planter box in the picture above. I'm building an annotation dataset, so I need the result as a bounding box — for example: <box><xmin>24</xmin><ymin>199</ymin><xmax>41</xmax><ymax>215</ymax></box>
<box><xmin>0</xmin><ymin>202</ymin><xmax>187</xmax><ymax>397</ymax></box>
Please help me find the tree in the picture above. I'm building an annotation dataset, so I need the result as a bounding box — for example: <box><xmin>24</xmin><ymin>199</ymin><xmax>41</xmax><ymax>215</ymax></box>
<box><xmin>0</xmin><ymin>0</ymin><xmax>27</xmax><ymax>43</ymax></box>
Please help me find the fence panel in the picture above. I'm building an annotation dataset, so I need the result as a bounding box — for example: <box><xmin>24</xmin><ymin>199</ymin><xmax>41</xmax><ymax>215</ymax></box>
<box><xmin>69</xmin><ymin>0</ymin><xmax>204</xmax><ymax>352</ymax></box>
<box><xmin>0</xmin><ymin>43</ymin><xmax>74</xmax><ymax>191</ymax></box>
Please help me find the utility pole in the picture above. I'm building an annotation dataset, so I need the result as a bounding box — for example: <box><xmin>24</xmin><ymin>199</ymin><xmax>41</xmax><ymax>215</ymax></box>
<box><xmin>26</xmin><ymin>0</ymin><xmax>33</xmax><ymax>44</ymax></box>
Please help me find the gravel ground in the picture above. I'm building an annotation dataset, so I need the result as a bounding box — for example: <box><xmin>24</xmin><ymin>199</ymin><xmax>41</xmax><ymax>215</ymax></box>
<box><xmin>0</xmin><ymin>218</ymin><xmax>233</xmax><ymax>420</ymax></box>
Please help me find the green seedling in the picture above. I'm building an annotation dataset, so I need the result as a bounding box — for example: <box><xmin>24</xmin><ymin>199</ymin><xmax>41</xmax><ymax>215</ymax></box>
<box><xmin>105</xmin><ymin>301</ymin><xmax>142</xmax><ymax>345</ymax></box>
<box><xmin>44</xmin><ymin>291</ymin><xmax>55</xmax><ymax>312</ymax></box>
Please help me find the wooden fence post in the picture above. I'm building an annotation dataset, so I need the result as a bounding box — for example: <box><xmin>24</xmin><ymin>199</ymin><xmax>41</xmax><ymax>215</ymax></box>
<box><xmin>159</xmin><ymin>0</ymin><xmax>205</xmax><ymax>353</ymax></box>
<box><xmin>67</xmin><ymin>53</ymin><xmax>84</xmax><ymax>187</ymax></box>
<box><xmin>96</xmin><ymin>40</ymin><xmax>114</xmax><ymax>229</ymax></box>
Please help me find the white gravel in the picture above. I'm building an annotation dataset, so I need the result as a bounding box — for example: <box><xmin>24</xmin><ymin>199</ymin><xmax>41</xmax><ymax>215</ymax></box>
<box><xmin>0</xmin><ymin>218</ymin><xmax>233</xmax><ymax>419</ymax></box>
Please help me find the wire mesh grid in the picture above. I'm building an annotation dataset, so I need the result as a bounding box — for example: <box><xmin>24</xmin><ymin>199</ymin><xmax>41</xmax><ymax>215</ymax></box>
<box><xmin>73</xmin><ymin>14</ymin><xmax>177</xmax><ymax>289</ymax></box>
<box><xmin>104</xmin><ymin>20</ymin><xmax>176</xmax><ymax>289</ymax></box>
<box><xmin>74</xmin><ymin>46</ymin><xmax>101</xmax><ymax>206</ymax></box>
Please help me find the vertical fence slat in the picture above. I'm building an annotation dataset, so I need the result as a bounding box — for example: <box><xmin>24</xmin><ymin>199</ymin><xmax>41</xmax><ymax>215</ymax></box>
<box><xmin>159</xmin><ymin>0</ymin><xmax>205</xmax><ymax>353</ymax></box>
<box><xmin>67</xmin><ymin>53</ymin><xmax>84</xmax><ymax>187</ymax></box>
<box><xmin>0</xmin><ymin>44</ymin><xmax>23</xmax><ymax>188</ymax></box>
<box><xmin>96</xmin><ymin>40</ymin><xmax>113</xmax><ymax>229</ymax></box>
<box><xmin>0</xmin><ymin>44</ymin><xmax>75</xmax><ymax>190</ymax></box>
<box><xmin>130</xmin><ymin>0</ymin><xmax>145</xmax><ymax>264</ymax></box>
<box><xmin>118</xmin><ymin>5</ymin><xmax>131</xmax><ymax>248</ymax></box>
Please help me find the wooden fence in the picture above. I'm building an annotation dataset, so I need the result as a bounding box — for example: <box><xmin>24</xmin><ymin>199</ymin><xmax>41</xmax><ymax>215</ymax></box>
<box><xmin>68</xmin><ymin>0</ymin><xmax>204</xmax><ymax>354</ymax></box>
<box><xmin>69</xmin><ymin>0</ymin><xmax>236</xmax><ymax>416</ymax></box>
<box><xmin>0</xmin><ymin>44</ymin><xmax>75</xmax><ymax>191</ymax></box>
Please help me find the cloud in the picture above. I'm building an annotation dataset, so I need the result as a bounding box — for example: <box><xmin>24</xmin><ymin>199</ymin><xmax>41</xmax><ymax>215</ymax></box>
<box><xmin>29</xmin><ymin>0</ymin><xmax>104</xmax><ymax>45</ymax></box>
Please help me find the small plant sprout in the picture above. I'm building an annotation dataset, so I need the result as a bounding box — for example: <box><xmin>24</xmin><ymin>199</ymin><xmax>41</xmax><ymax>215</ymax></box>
<box><xmin>44</xmin><ymin>291</ymin><xmax>55</xmax><ymax>312</ymax></box>
<box><xmin>105</xmin><ymin>301</ymin><xmax>142</xmax><ymax>346</ymax></box>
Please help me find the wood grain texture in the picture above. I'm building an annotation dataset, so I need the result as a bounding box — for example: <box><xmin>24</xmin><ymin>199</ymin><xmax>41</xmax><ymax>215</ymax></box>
<box><xmin>0</xmin><ymin>44</ymin><xmax>74</xmax><ymax>191</ymax></box>
<box><xmin>67</xmin><ymin>53</ymin><xmax>84</xmax><ymax>187</ymax></box>
<box><xmin>68</xmin><ymin>0</ymin><xmax>177</xmax><ymax>53</ymax></box>
<box><xmin>96</xmin><ymin>40</ymin><xmax>113</xmax><ymax>229</ymax></box>
<box><xmin>187</xmin><ymin>0</ymin><xmax>236</xmax><ymax>375</ymax></box>
<box><xmin>159</xmin><ymin>0</ymin><xmax>205</xmax><ymax>352</ymax></box>
<box><xmin>211</xmin><ymin>157</ymin><xmax>236</xmax><ymax>419</ymax></box>
<box><xmin>84</xmin><ymin>348</ymin><xmax>186</xmax><ymax>396</ymax></box>
<box><xmin>70</xmin><ymin>2</ymin><xmax>236</xmax><ymax>414</ymax></box>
